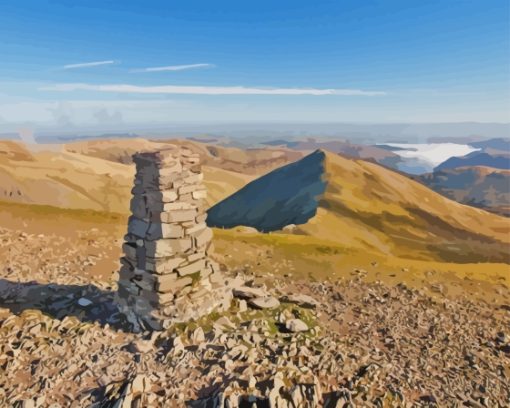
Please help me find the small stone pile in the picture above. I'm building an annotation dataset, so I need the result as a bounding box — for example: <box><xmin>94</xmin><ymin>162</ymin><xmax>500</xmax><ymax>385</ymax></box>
<box><xmin>116</xmin><ymin>146</ymin><xmax>232</xmax><ymax>331</ymax></box>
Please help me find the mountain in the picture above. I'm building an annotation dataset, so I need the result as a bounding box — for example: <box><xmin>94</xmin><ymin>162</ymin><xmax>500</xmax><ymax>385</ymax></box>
<box><xmin>417</xmin><ymin>166</ymin><xmax>510</xmax><ymax>216</ymax></box>
<box><xmin>208</xmin><ymin>150</ymin><xmax>510</xmax><ymax>263</ymax></box>
<box><xmin>0</xmin><ymin>140</ymin><xmax>254</xmax><ymax>212</ymax></box>
<box><xmin>208</xmin><ymin>150</ymin><xmax>327</xmax><ymax>231</ymax></box>
<box><xmin>434</xmin><ymin>151</ymin><xmax>510</xmax><ymax>171</ymax></box>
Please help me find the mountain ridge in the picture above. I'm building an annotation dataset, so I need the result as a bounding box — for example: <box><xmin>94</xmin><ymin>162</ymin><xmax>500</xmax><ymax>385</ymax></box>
<box><xmin>208</xmin><ymin>149</ymin><xmax>510</xmax><ymax>263</ymax></box>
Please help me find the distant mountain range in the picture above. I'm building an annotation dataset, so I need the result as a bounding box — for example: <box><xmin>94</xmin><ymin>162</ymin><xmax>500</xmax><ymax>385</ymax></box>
<box><xmin>261</xmin><ymin>138</ymin><xmax>402</xmax><ymax>169</ymax></box>
<box><xmin>2</xmin><ymin>137</ymin><xmax>509</xmax><ymax>263</ymax></box>
<box><xmin>468</xmin><ymin>137</ymin><xmax>510</xmax><ymax>152</ymax></box>
<box><xmin>3</xmin><ymin>122</ymin><xmax>508</xmax><ymax>145</ymax></box>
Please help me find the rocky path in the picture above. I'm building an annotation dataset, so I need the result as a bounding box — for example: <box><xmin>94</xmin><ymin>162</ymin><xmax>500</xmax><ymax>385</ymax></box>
<box><xmin>0</xmin><ymin>226</ymin><xmax>509</xmax><ymax>407</ymax></box>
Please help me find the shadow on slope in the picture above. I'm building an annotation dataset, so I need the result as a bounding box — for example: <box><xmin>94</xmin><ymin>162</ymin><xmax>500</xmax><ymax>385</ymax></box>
<box><xmin>207</xmin><ymin>150</ymin><xmax>327</xmax><ymax>232</ymax></box>
<box><xmin>0</xmin><ymin>279</ymin><xmax>134</xmax><ymax>332</ymax></box>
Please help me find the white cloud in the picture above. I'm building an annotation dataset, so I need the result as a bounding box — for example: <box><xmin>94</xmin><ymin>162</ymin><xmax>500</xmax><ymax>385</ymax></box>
<box><xmin>63</xmin><ymin>60</ymin><xmax>115</xmax><ymax>70</ymax></box>
<box><xmin>40</xmin><ymin>83</ymin><xmax>386</xmax><ymax>96</ymax></box>
<box><xmin>134</xmin><ymin>63</ymin><xmax>215</xmax><ymax>72</ymax></box>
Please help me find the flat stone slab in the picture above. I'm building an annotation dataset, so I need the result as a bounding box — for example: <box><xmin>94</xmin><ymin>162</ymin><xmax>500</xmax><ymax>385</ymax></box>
<box><xmin>248</xmin><ymin>296</ymin><xmax>280</xmax><ymax>309</ymax></box>
<box><xmin>286</xmin><ymin>318</ymin><xmax>309</xmax><ymax>333</ymax></box>
<box><xmin>280</xmin><ymin>294</ymin><xmax>319</xmax><ymax>309</ymax></box>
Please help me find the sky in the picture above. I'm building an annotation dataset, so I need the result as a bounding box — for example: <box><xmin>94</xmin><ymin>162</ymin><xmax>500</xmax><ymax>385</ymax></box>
<box><xmin>0</xmin><ymin>0</ymin><xmax>509</xmax><ymax>131</ymax></box>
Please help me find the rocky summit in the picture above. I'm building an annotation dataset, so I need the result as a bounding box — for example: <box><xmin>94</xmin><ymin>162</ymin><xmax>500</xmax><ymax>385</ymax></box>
<box><xmin>0</xmin><ymin>144</ymin><xmax>508</xmax><ymax>407</ymax></box>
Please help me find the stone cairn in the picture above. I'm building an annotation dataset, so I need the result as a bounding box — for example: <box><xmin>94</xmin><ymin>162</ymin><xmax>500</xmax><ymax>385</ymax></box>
<box><xmin>116</xmin><ymin>146</ymin><xmax>233</xmax><ymax>331</ymax></box>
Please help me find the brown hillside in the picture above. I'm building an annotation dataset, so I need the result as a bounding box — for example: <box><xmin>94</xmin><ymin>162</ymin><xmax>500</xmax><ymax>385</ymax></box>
<box><xmin>0</xmin><ymin>141</ymin><xmax>253</xmax><ymax>212</ymax></box>
<box><xmin>304</xmin><ymin>152</ymin><xmax>510</xmax><ymax>262</ymax></box>
<box><xmin>417</xmin><ymin>166</ymin><xmax>510</xmax><ymax>216</ymax></box>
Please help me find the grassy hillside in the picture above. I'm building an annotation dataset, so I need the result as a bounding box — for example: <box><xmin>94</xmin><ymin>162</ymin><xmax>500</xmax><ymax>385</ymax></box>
<box><xmin>209</xmin><ymin>150</ymin><xmax>510</xmax><ymax>263</ymax></box>
<box><xmin>3</xmin><ymin>140</ymin><xmax>509</xmax><ymax>264</ymax></box>
<box><xmin>304</xmin><ymin>152</ymin><xmax>510</xmax><ymax>262</ymax></box>
<box><xmin>0</xmin><ymin>199</ymin><xmax>507</xmax><ymax>306</ymax></box>
<box><xmin>213</xmin><ymin>228</ymin><xmax>509</xmax><ymax>304</ymax></box>
<box><xmin>0</xmin><ymin>146</ymin><xmax>132</xmax><ymax>212</ymax></box>
<box><xmin>416</xmin><ymin>166</ymin><xmax>510</xmax><ymax>216</ymax></box>
<box><xmin>0</xmin><ymin>140</ymin><xmax>254</xmax><ymax>212</ymax></box>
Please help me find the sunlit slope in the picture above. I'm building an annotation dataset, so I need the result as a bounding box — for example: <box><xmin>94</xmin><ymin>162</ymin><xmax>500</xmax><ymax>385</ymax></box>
<box><xmin>0</xmin><ymin>140</ymin><xmax>35</xmax><ymax>161</ymax></box>
<box><xmin>209</xmin><ymin>150</ymin><xmax>510</xmax><ymax>262</ymax></box>
<box><xmin>64</xmin><ymin>138</ymin><xmax>174</xmax><ymax>164</ymax></box>
<box><xmin>0</xmin><ymin>147</ymin><xmax>132</xmax><ymax>212</ymax></box>
<box><xmin>0</xmin><ymin>142</ymin><xmax>253</xmax><ymax>212</ymax></box>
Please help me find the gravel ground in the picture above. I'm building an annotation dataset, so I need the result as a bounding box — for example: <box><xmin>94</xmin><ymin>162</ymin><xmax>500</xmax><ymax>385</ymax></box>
<box><xmin>0</xmin><ymin>226</ymin><xmax>509</xmax><ymax>407</ymax></box>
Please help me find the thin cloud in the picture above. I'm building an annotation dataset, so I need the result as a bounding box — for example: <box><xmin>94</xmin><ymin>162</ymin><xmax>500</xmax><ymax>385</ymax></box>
<box><xmin>63</xmin><ymin>60</ymin><xmax>115</xmax><ymax>70</ymax></box>
<box><xmin>40</xmin><ymin>83</ymin><xmax>386</xmax><ymax>96</ymax></box>
<box><xmin>134</xmin><ymin>63</ymin><xmax>215</xmax><ymax>73</ymax></box>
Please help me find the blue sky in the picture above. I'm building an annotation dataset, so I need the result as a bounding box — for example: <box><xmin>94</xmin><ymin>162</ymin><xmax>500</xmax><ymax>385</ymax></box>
<box><xmin>0</xmin><ymin>0</ymin><xmax>509</xmax><ymax>130</ymax></box>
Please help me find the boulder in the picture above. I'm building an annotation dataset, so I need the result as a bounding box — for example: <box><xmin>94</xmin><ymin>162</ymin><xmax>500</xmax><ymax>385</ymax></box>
<box><xmin>285</xmin><ymin>319</ymin><xmax>309</xmax><ymax>333</ymax></box>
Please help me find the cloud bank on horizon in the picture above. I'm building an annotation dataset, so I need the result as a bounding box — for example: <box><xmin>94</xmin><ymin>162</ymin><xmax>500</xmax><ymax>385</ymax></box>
<box><xmin>382</xmin><ymin>142</ymin><xmax>480</xmax><ymax>173</ymax></box>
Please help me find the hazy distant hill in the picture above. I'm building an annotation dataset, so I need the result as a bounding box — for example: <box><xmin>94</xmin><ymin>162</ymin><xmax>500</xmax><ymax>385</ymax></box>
<box><xmin>208</xmin><ymin>150</ymin><xmax>510</xmax><ymax>263</ymax></box>
<box><xmin>435</xmin><ymin>151</ymin><xmax>510</xmax><ymax>171</ymax></box>
<box><xmin>468</xmin><ymin>137</ymin><xmax>510</xmax><ymax>152</ymax></box>
<box><xmin>66</xmin><ymin>138</ymin><xmax>304</xmax><ymax>176</ymax></box>
<box><xmin>10</xmin><ymin>121</ymin><xmax>509</xmax><ymax>144</ymax></box>
<box><xmin>261</xmin><ymin>138</ymin><xmax>402</xmax><ymax>169</ymax></box>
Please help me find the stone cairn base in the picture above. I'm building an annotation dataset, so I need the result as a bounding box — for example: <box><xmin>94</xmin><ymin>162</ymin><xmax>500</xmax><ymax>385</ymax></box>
<box><xmin>116</xmin><ymin>146</ymin><xmax>233</xmax><ymax>331</ymax></box>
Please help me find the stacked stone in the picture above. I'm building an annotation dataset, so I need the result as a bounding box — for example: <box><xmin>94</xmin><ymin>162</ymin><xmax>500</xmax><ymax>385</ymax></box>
<box><xmin>116</xmin><ymin>146</ymin><xmax>232</xmax><ymax>331</ymax></box>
